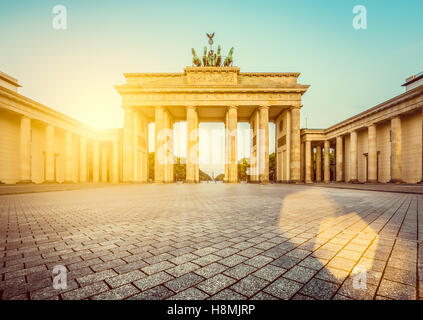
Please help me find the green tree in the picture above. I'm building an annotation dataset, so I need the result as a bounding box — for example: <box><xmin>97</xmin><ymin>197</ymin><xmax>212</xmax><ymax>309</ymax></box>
<box><xmin>269</xmin><ymin>153</ymin><xmax>276</xmax><ymax>182</ymax></box>
<box><xmin>215</xmin><ymin>173</ymin><xmax>225</xmax><ymax>181</ymax></box>
<box><xmin>199</xmin><ymin>170</ymin><xmax>212</xmax><ymax>181</ymax></box>
<box><xmin>174</xmin><ymin>157</ymin><xmax>186</xmax><ymax>181</ymax></box>
<box><xmin>238</xmin><ymin>157</ymin><xmax>250</xmax><ymax>182</ymax></box>
<box><xmin>148</xmin><ymin>152</ymin><xmax>154</xmax><ymax>182</ymax></box>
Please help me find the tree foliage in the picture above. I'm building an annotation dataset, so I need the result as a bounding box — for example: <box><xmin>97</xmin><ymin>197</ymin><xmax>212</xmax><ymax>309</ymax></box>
<box><xmin>238</xmin><ymin>157</ymin><xmax>250</xmax><ymax>182</ymax></box>
<box><xmin>269</xmin><ymin>153</ymin><xmax>276</xmax><ymax>182</ymax></box>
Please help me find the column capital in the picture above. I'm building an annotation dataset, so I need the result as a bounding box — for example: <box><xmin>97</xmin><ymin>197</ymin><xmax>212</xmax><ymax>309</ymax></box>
<box><xmin>289</xmin><ymin>105</ymin><xmax>302</xmax><ymax>110</ymax></box>
<box><xmin>226</xmin><ymin>105</ymin><xmax>238</xmax><ymax>111</ymax></box>
<box><xmin>258</xmin><ymin>105</ymin><xmax>270</xmax><ymax>110</ymax></box>
<box><xmin>186</xmin><ymin>105</ymin><xmax>197</xmax><ymax>111</ymax></box>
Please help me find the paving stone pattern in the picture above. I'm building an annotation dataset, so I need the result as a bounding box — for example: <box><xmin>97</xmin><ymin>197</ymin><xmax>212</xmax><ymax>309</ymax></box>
<box><xmin>0</xmin><ymin>184</ymin><xmax>422</xmax><ymax>300</ymax></box>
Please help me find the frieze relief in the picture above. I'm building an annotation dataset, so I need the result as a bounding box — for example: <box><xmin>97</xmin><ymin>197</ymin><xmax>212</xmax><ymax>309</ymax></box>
<box><xmin>187</xmin><ymin>72</ymin><xmax>237</xmax><ymax>85</ymax></box>
<box><xmin>125</xmin><ymin>93</ymin><xmax>300</xmax><ymax>102</ymax></box>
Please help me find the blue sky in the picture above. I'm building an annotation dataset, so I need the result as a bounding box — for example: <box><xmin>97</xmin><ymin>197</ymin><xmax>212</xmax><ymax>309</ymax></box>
<box><xmin>1</xmin><ymin>0</ymin><xmax>422</xmax><ymax>173</ymax></box>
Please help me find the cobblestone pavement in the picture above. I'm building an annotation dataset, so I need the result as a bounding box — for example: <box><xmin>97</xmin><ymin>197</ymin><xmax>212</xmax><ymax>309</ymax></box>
<box><xmin>0</xmin><ymin>184</ymin><xmax>422</xmax><ymax>300</ymax></box>
<box><xmin>311</xmin><ymin>182</ymin><xmax>423</xmax><ymax>195</ymax></box>
<box><xmin>0</xmin><ymin>183</ymin><xmax>119</xmax><ymax>196</ymax></box>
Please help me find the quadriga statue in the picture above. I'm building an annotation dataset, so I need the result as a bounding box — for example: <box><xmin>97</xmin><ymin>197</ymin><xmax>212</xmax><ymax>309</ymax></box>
<box><xmin>216</xmin><ymin>45</ymin><xmax>222</xmax><ymax>67</ymax></box>
<box><xmin>191</xmin><ymin>48</ymin><xmax>202</xmax><ymax>67</ymax></box>
<box><xmin>202</xmin><ymin>47</ymin><xmax>208</xmax><ymax>66</ymax></box>
<box><xmin>223</xmin><ymin>47</ymin><xmax>234</xmax><ymax>67</ymax></box>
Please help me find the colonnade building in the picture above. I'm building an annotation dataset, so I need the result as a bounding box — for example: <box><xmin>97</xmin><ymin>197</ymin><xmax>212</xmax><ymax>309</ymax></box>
<box><xmin>1</xmin><ymin>67</ymin><xmax>423</xmax><ymax>185</ymax></box>
<box><xmin>0</xmin><ymin>72</ymin><xmax>122</xmax><ymax>184</ymax></box>
<box><xmin>301</xmin><ymin>73</ymin><xmax>423</xmax><ymax>184</ymax></box>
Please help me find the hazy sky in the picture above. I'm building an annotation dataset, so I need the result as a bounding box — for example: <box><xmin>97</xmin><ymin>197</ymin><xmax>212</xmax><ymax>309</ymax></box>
<box><xmin>1</xmin><ymin>0</ymin><xmax>422</xmax><ymax>175</ymax></box>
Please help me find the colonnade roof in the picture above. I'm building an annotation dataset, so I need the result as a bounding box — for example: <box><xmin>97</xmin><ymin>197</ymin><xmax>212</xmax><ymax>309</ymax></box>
<box><xmin>116</xmin><ymin>67</ymin><xmax>310</xmax><ymax>93</ymax></box>
<box><xmin>301</xmin><ymin>84</ymin><xmax>423</xmax><ymax>142</ymax></box>
<box><xmin>0</xmin><ymin>84</ymin><xmax>120</xmax><ymax>142</ymax></box>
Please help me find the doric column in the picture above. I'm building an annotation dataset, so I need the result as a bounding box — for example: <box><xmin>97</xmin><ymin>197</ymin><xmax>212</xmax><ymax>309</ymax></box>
<box><xmin>336</xmin><ymin>136</ymin><xmax>343</xmax><ymax>182</ymax></box>
<box><xmin>224</xmin><ymin>111</ymin><xmax>229</xmax><ymax>182</ymax></box>
<box><xmin>79</xmin><ymin>136</ymin><xmax>87</xmax><ymax>183</ymax></box>
<box><xmin>19</xmin><ymin>117</ymin><xmax>32</xmax><ymax>183</ymax></box>
<box><xmin>139</xmin><ymin>113</ymin><xmax>149</xmax><ymax>183</ymax></box>
<box><xmin>290</xmin><ymin>107</ymin><xmax>301</xmax><ymax>182</ymax></box>
<box><xmin>45</xmin><ymin>125</ymin><xmax>55</xmax><ymax>183</ymax></box>
<box><xmin>305</xmin><ymin>140</ymin><xmax>312</xmax><ymax>183</ymax></box>
<box><xmin>248</xmin><ymin>110</ymin><xmax>259</xmax><ymax>182</ymax></box>
<box><xmin>195</xmin><ymin>111</ymin><xmax>200</xmax><ymax>183</ymax></box>
<box><xmin>112</xmin><ymin>139</ymin><xmax>119</xmax><ymax>183</ymax></box>
<box><xmin>164</xmin><ymin>112</ymin><xmax>174</xmax><ymax>183</ymax></box>
<box><xmin>368</xmin><ymin>124</ymin><xmax>377</xmax><ymax>183</ymax></box>
<box><xmin>155</xmin><ymin>107</ymin><xmax>165</xmax><ymax>183</ymax></box>
<box><xmin>316</xmin><ymin>144</ymin><xmax>322</xmax><ymax>182</ymax></box>
<box><xmin>186</xmin><ymin>106</ymin><xmax>198</xmax><ymax>183</ymax></box>
<box><xmin>324</xmin><ymin>140</ymin><xmax>330</xmax><ymax>183</ymax></box>
<box><xmin>64</xmin><ymin>132</ymin><xmax>73</xmax><ymax>183</ymax></box>
<box><xmin>285</xmin><ymin>110</ymin><xmax>291</xmax><ymax>182</ymax></box>
<box><xmin>258</xmin><ymin>106</ymin><xmax>269</xmax><ymax>183</ymax></box>
<box><xmin>101</xmin><ymin>145</ymin><xmax>108</xmax><ymax>182</ymax></box>
<box><xmin>93</xmin><ymin>141</ymin><xmax>100</xmax><ymax>183</ymax></box>
<box><xmin>300</xmin><ymin>142</ymin><xmax>305</xmax><ymax>182</ymax></box>
<box><xmin>390</xmin><ymin>117</ymin><xmax>402</xmax><ymax>183</ymax></box>
<box><xmin>228</xmin><ymin>106</ymin><xmax>238</xmax><ymax>183</ymax></box>
<box><xmin>349</xmin><ymin>130</ymin><xmax>358</xmax><ymax>183</ymax></box>
<box><xmin>133</xmin><ymin>111</ymin><xmax>139</xmax><ymax>182</ymax></box>
<box><xmin>123</xmin><ymin>108</ymin><xmax>133</xmax><ymax>182</ymax></box>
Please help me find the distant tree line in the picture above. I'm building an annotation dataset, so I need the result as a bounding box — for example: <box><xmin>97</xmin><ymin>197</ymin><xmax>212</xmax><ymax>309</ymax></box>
<box><xmin>148</xmin><ymin>152</ymin><xmax>276</xmax><ymax>182</ymax></box>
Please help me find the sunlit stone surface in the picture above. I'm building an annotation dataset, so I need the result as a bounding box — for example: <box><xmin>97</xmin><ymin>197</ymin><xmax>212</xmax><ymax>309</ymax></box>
<box><xmin>0</xmin><ymin>184</ymin><xmax>421</xmax><ymax>300</ymax></box>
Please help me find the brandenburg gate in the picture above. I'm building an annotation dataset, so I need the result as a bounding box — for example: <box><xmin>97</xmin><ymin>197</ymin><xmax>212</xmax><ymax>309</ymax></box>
<box><xmin>115</xmin><ymin>36</ymin><xmax>309</xmax><ymax>184</ymax></box>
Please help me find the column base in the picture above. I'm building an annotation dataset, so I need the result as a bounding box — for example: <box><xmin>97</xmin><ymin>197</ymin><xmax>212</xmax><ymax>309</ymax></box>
<box><xmin>43</xmin><ymin>180</ymin><xmax>56</xmax><ymax>184</ymax></box>
<box><xmin>348</xmin><ymin>179</ymin><xmax>359</xmax><ymax>184</ymax></box>
<box><xmin>17</xmin><ymin>180</ymin><xmax>33</xmax><ymax>184</ymax></box>
<box><xmin>288</xmin><ymin>180</ymin><xmax>302</xmax><ymax>184</ymax></box>
<box><xmin>390</xmin><ymin>179</ymin><xmax>404</xmax><ymax>184</ymax></box>
<box><xmin>367</xmin><ymin>179</ymin><xmax>378</xmax><ymax>184</ymax></box>
<box><xmin>63</xmin><ymin>180</ymin><xmax>75</xmax><ymax>184</ymax></box>
<box><xmin>248</xmin><ymin>180</ymin><xmax>260</xmax><ymax>184</ymax></box>
<box><xmin>185</xmin><ymin>179</ymin><xmax>196</xmax><ymax>184</ymax></box>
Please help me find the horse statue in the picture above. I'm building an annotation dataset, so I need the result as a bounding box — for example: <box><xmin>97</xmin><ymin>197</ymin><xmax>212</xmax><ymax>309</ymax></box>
<box><xmin>223</xmin><ymin>47</ymin><xmax>234</xmax><ymax>67</ymax></box>
<box><xmin>191</xmin><ymin>48</ymin><xmax>202</xmax><ymax>67</ymax></box>
<box><xmin>202</xmin><ymin>47</ymin><xmax>208</xmax><ymax>66</ymax></box>
<box><xmin>207</xmin><ymin>49</ymin><xmax>217</xmax><ymax>66</ymax></box>
<box><xmin>216</xmin><ymin>45</ymin><xmax>222</xmax><ymax>67</ymax></box>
